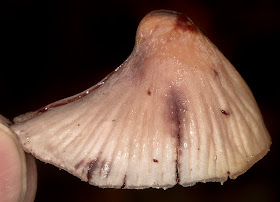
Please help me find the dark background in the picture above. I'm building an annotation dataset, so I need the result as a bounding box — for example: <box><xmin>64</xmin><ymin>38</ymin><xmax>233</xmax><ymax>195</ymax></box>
<box><xmin>1</xmin><ymin>0</ymin><xmax>279</xmax><ymax>201</ymax></box>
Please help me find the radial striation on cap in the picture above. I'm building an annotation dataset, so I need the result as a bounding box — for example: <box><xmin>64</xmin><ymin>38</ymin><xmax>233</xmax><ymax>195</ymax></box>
<box><xmin>11</xmin><ymin>10</ymin><xmax>271</xmax><ymax>189</ymax></box>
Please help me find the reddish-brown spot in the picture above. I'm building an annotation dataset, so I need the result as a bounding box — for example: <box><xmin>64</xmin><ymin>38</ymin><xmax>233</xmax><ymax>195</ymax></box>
<box><xmin>227</xmin><ymin>171</ymin><xmax>231</xmax><ymax>175</ymax></box>
<box><xmin>147</xmin><ymin>90</ymin><xmax>151</xmax><ymax>96</ymax></box>
<box><xmin>213</xmin><ymin>69</ymin><xmax>219</xmax><ymax>77</ymax></box>
<box><xmin>175</xmin><ymin>14</ymin><xmax>196</xmax><ymax>32</ymax></box>
<box><xmin>221</xmin><ymin>110</ymin><xmax>230</xmax><ymax>115</ymax></box>
<box><xmin>153</xmin><ymin>159</ymin><xmax>158</xmax><ymax>163</ymax></box>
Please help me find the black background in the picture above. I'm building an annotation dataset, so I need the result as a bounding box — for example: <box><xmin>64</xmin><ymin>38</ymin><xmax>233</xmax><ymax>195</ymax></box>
<box><xmin>1</xmin><ymin>0</ymin><xmax>279</xmax><ymax>201</ymax></box>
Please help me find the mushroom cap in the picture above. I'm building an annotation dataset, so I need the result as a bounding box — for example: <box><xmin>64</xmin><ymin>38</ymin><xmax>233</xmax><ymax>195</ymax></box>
<box><xmin>11</xmin><ymin>10</ymin><xmax>271</xmax><ymax>189</ymax></box>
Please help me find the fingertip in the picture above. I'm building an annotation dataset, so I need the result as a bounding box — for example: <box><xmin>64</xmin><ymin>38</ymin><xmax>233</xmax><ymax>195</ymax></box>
<box><xmin>23</xmin><ymin>153</ymin><xmax>37</xmax><ymax>202</ymax></box>
<box><xmin>0</xmin><ymin>123</ymin><xmax>26</xmax><ymax>202</ymax></box>
<box><xmin>0</xmin><ymin>117</ymin><xmax>37</xmax><ymax>202</ymax></box>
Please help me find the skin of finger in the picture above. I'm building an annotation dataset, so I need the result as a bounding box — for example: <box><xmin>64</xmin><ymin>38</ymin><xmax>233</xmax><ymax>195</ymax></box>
<box><xmin>23</xmin><ymin>153</ymin><xmax>37</xmax><ymax>202</ymax></box>
<box><xmin>0</xmin><ymin>123</ymin><xmax>26</xmax><ymax>202</ymax></box>
<box><xmin>0</xmin><ymin>123</ymin><xmax>37</xmax><ymax>202</ymax></box>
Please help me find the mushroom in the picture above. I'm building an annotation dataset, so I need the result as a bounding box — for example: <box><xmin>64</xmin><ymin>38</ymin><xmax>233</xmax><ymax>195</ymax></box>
<box><xmin>11</xmin><ymin>10</ymin><xmax>271</xmax><ymax>189</ymax></box>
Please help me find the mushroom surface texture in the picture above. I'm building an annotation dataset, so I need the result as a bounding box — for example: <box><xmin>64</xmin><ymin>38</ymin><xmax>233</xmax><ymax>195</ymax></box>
<box><xmin>11</xmin><ymin>10</ymin><xmax>271</xmax><ymax>189</ymax></box>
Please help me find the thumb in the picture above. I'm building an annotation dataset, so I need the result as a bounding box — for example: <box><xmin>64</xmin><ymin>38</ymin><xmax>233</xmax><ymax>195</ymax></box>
<box><xmin>0</xmin><ymin>115</ymin><xmax>37</xmax><ymax>202</ymax></box>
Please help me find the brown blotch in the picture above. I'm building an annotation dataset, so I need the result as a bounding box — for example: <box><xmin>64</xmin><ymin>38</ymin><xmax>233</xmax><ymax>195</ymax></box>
<box><xmin>176</xmin><ymin>159</ymin><xmax>180</xmax><ymax>183</ymax></box>
<box><xmin>221</xmin><ymin>110</ymin><xmax>230</xmax><ymax>115</ymax></box>
<box><xmin>227</xmin><ymin>171</ymin><xmax>231</xmax><ymax>175</ymax></box>
<box><xmin>74</xmin><ymin>160</ymin><xmax>84</xmax><ymax>169</ymax></box>
<box><xmin>121</xmin><ymin>175</ymin><xmax>127</xmax><ymax>189</ymax></box>
<box><xmin>165</xmin><ymin>89</ymin><xmax>186</xmax><ymax>182</ymax></box>
<box><xmin>87</xmin><ymin>159</ymin><xmax>98</xmax><ymax>181</ymax></box>
<box><xmin>175</xmin><ymin>14</ymin><xmax>196</xmax><ymax>32</ymax></box>
<box><xmin>130</xmin><ymin>53</ymin><xmax>148</xmax><ymax>84</ymax></box>
<box><xmin>166</xmin><ymin>89</ymin><xmax>187</xmax><ymax>147</ymax></box>
<box><xmin>147</xmin><ymin>90</ymin><xmax>151</xmax><ymax>96</ymax></box>
<box><xmin>153</xmin><ymin>159</ymin><xmax>158</xmax><ymax>163</ymax></box>
<box><xmin>170</xmin><ymin>99</ymin><xmax>181</xmax><ymax>146</ymax></box>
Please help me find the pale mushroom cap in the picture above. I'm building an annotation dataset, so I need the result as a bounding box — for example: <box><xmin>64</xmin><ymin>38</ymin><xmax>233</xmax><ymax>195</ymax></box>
<box><xmin>11</xmin><ymin>10</ymin><xmax>271</xmax><ymax>189</ymax></box>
